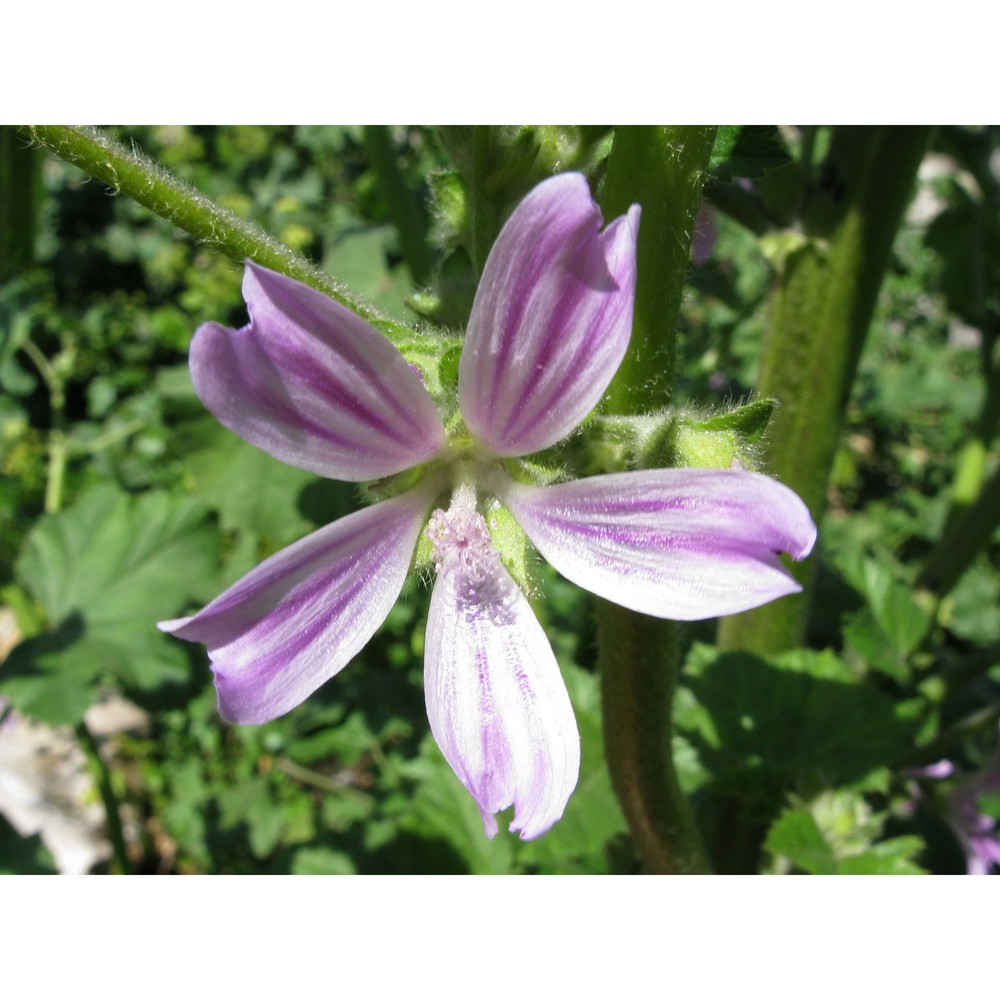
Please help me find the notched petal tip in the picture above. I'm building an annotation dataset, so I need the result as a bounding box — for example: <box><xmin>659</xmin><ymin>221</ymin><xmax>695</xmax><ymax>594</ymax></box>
<box><xmin>424</xmin><ymin>519</ymin><xmax>580</xmax><ymax>840</ymax></box>
<box><xmin>459</xmin><ymin>173</ymin><xmax>641</xmax><ymax>457</ymax></box>
<box><xmin>161</xmin><ymin>488</ymin><xmax>435</xmax><ymax>725</ymax></box>
<box><xmin>189</xmin><ymin>261</ymin><xmax>444</xmax><ymax>482</ymax></box>
<box><xmin>503</xmin><ymin>469</ymin><xmax>818</xmax><ymax>621</ymax></box>
<box><xmin>156</xmin><ymin>615</ymin><xmax>192</xmax><ymax>634</ymax></box>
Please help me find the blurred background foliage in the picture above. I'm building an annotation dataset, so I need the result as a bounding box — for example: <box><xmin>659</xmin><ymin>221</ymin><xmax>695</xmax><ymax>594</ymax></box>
<box><xmin>1</xmin><ymin>125</ymin><xmax>998</xmax><ymax>874</ymax></box>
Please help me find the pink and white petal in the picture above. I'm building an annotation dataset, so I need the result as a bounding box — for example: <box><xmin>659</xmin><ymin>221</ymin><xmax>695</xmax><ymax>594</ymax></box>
<box><xmin>190</xmin><ymin>261</ymin><xmax>445</xmax><ymax>482</ymax></box>
<box><xmin>459</xmin><ymin>173</ymin><xmax>640</xmax><ymax>457</ymax></box>
<box><xmin>502</xmin><ymin>469</ymin><xmax>817</xmax><ymax>620</ymax></box>
<box><xmin>158</xmin><ymin>488</ymin><xmax>435</xmax><ymax>723</ymax></box>
<box><xmin>424</xmin><ymin>556</ymin><xmax>580</xmax><ymax>840</ymax></box>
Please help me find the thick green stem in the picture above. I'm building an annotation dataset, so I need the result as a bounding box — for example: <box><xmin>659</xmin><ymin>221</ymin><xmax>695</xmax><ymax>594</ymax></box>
<box><xmin>601</xmin><ymin>126</ymin><xmax>717</xmax><ymax>411</ymax></box>
<box><xmin>433</xmin><ymin>127</ymin><xmax>509</xmax><ymax>278</ymax></box>
<box><xmin>21</xmin><ymin>125</ymin><xmax>381</xmax><ymax>323</ymax></box>
<box><xmin>596</xmin><ymin>605</ymin><xmax>711</xmax><ymax>873</ymax></box>
<box><xmin>718</xmin><ymin>126</ymin><xmax>933</xmax><ymax>655</ymax></box>
<box><xmin>595</xmin><ymin>127</ymin><xmax>716</xmax><ymax>874</ymax></box>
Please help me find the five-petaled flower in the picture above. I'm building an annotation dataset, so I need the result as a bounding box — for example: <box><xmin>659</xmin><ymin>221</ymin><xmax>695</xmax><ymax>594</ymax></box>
<box><xmin>160</xmin><ymin>173</ymin><xmax>817</xmax><ymax>840</ymax></box>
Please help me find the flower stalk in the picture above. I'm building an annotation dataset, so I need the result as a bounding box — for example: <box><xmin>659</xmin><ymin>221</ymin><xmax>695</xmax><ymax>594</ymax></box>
<box><xmin>718</xmin><ymin>126</ymin><xmax>933</xmax><ymax>656</ymax></box>
<box><xmin>596</xmin><ymin>126</ymin><xmax>717</xmax><ymax>873</ymax></box>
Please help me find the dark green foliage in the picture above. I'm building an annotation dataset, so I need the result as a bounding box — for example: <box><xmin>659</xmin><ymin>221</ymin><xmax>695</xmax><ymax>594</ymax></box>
<box><xmin>2</xmin><ymin>126</ymin><xmax>998</xmax><ymax>874</ymax></box>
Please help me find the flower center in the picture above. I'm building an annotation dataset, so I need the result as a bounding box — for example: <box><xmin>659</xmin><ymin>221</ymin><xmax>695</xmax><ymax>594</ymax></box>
<box><xmin>425</xmin><ymin>483</ymin><xmax>499</xmax><ymax>585</ymax></box>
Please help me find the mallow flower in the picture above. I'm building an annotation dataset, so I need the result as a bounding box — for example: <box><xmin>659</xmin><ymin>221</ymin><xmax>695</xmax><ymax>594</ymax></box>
<box><xmin>905</xmin><ymin>733</ymin><xmax>1000</xmax><ymax>875</ymax></box>
<box><xmin>160</xmin><ymin>173</ymin><xmax>816</xmax><ymax>840</ymax></box>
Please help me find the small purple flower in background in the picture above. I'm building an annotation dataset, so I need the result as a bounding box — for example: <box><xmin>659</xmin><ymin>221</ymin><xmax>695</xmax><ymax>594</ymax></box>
<box><xmin>160</xmin><ymin>173</ymin><xmax>816</xmax><ymax>839</ymax></box>
<box><xmin>905</xmin><ymin>731</ymin><xmax>1000</xmax><ymax>874</ymax></box>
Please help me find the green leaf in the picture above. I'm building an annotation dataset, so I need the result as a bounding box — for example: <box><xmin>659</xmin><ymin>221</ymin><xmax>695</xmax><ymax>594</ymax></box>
<box><xmin>1</xmin><ymin>485</ymin><xmax>219</xmax><ymax>724</ymax></box>
<box><xmin>765</xmin><ymin>789</ymin><xmax>928</xmax><ymax>874</ymax></box>
<box><xmin>180</xmin><ymin>416</ymin><xmax>356</xmax><ymax>550</ymax></box>
<box><xmin>943</xmin><ymin>561</ymin><xmax>1000</xmax><ymax>645</ymax></box>
<box><xmin>291</xmin><ymin>846</ymin><xmax>356</xmax><ymax>874</ymax></box>
<box><xmin>710</xmin><ymin>126</ymin><xmax>792</xmax><ymax>181</ymax></box>
<box><xmin>764</xmin><ymin>807</ymin><xmax>838</xmax><ymax>874</ymax></box>
<box><xmin>837</xmin><ymin>555</ymin><xmax>931</xmax><ymax>681</ymax></box>
<box><xmin>162</xmin><ymin>758</ymin><xmax>210</xmax><ymax>867</ymax></box>
<box><xmin>323</xmin><ymin>207</ymin><xmax>411</xmax><ymax>321</ymax></box>
<box><xmin>677</xmin><ymin>644</ymin><xmax>916</xmax><ymax>791</ymax></box>
<box><xmin>218</xmin><ymin>776</ymin><xmax>286</xmax><ymax>859</ymax></box>
<box><xmin>838</xmin><ymin>838</ymin><xmax>927</xmax><ymax>875</ymax></box>
<box><xmin>402</xmin><ymin>737</ymin><xmax>515</xmax><ymax>874</ymax></box>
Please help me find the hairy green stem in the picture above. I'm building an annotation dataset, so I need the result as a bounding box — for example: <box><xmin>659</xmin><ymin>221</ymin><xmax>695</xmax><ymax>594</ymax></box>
<box><xmin>601</xmin><ymin>126</ymin><xmax>717</xmax><ymax>412</ymax></box>
<box><xmin>76</xmin><ymin>720</ymin><xmax>131</xmax><ymax>874</ymax></box>
<box><xmin>595</xmin><ymin>605</ymin><xmax>711</xmax><ymax>872</ymax></box>
<box><xmin>718</xmin><ymin>126</ymin><xmax>933</xmax><ymax>655</ymax></box>
<box><xmin>79</xmin><ymin>419</ymin><xmax>147</xmax><ymax>455</ymax></box>
<box><xmin>21</xmin><ymin>125</ymin><xmax>382</xmax><ymax>323</ymax></box>
<box><xmin>595</xmin><ymin>126</ymin><xmax>716</xmax><ymax>874</ymax></box>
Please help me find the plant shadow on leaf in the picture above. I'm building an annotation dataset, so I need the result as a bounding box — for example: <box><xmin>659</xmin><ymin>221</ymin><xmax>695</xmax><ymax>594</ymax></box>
<box><xmin>676</xmin><ymin>643</ymin><xmax>919</xmax><ymax>872</ymax></box>
<box><xmin>1</xmin><ymin>613</ymin><xmax>95</xmax><ymax>726</ymax></box>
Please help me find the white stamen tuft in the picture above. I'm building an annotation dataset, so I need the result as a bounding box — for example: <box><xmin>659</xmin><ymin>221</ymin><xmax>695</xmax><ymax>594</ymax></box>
<box><xmin>426</xmin><ymin>485</ymin><xmax>500</xmax><ymax>584</ymax></box>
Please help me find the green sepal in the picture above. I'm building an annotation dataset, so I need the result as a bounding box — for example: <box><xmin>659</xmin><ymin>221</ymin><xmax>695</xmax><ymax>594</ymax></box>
<box><xmin>682</xmin><ymin>397</ymin><xmax>775</xmax><ymax>445</ymax></box>
<box><xmin>672</xmin><ymin>399</ymin><xmax>775</xmax><ymax>471</ymax></box>
<box><xmin>361</xmin><ymin>462</ymin><xmax>442</xmax><ymax>506</ymax></box>
<box><xmin>586</xmin><ymin>398</ymin><xmax>775</xmax><ymax>473</ymax></box>
<box><xmin>370</xmin><ymin>319</ymin><xmax>462</xmax><ymax>407</ymax></box>
<box><xmin>584</xmin><ymin>413</ymin><xmax>675</xmax><ymax>473</ymax></box>
<box><xmin>485</xmin><ymin>501</ymin><xmax>533</xmax><ymax>596</ymax></box>
<box><xmin>501</xmin><ymin>455</ymin><xmax>569</xmax><ymax>487</ymax></box>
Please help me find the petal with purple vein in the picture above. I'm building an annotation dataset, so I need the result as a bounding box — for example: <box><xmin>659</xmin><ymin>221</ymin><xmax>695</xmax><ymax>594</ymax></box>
<box><xmin>502</xmin><ymin>469</ymin><xmax>817</xmax><ymax>620</ymax></box>
<box><xmin>459</xmin><ymin>173</ymin><xmax>640</xmax><ymax>457</ymax></box>
<box><xmin>424</xmin><ymin>546</ymin><xmax>580</xmax><ymax>840</ymax></box>
<box><xmin>190</xmin><ymin>261</ymin><xmax>445</xmax><ymax>482</ymax></box>
<box><xmin>159</xmin><ymin>487</ymin><xmax>435</xmax><ymax>723</ymax></box>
